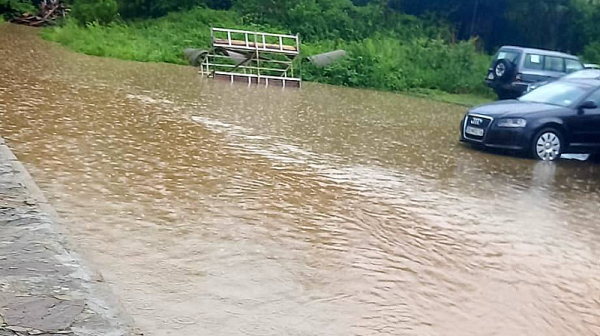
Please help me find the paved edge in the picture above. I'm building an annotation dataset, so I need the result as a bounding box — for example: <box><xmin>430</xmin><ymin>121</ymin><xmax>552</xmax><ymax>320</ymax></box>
<box><xmin>0</xmin><ymin>137</ymin><xmax>137</xmax><ymax>335</ymax></box>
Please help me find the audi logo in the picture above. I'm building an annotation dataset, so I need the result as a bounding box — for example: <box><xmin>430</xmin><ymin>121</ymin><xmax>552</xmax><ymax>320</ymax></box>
<box><xmin>470</xmin><ymin>117</ymin><xmax>483</xmax><ymax>126</ymax></box>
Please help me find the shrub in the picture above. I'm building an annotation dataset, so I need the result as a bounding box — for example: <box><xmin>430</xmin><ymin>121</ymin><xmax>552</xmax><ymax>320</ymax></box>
<box><xmin>304</xmin><ymin>36</ymin><xmax>490</xmax><ymax>94</ymax></box>
<box><xmin>0</xmin><ymin>0</ymin><xmax>36</xmax><ymax>18</ymax></box>
<box><xmin>583</xmin><ymin>41</ymin><xmax>600</xmax><ymax>65</ymax></box>
<box><xmin>118</xmin><ymin>0</ymin><xmax>209</xmax><ymax>19</ymax></box>
<box><xmin>42</xmin><ymin>8</ymin><xmax>248</xmax><ymax>64</ymax></box>
<box><xmin>71</xmin><ymin>0</ymin><xmax>118</xmax><ymax>25</ymax></box>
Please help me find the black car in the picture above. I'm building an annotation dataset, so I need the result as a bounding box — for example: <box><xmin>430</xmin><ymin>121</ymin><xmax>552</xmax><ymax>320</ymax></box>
<box><xmin>460</xmin><ymin>78</ymin><xmax>600</xmax><ymax>161</ymax></box>
<box><xmin>486</xmin><ymin>46</ymin><xmax>584</xmax><ymax>100</ymax></box>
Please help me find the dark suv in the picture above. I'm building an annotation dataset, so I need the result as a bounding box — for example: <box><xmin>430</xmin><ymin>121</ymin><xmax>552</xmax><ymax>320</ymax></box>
<box><xmin>486</xmin><ymin>46</ymin><xmax>584</xmax><ymax>100</ymax></box>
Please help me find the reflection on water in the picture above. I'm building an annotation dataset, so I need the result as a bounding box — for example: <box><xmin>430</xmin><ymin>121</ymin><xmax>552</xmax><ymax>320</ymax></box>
<box><xmin>1</xmin><ymin>24</ymin><xmax>600</xmax><ymax>336</ymax></box>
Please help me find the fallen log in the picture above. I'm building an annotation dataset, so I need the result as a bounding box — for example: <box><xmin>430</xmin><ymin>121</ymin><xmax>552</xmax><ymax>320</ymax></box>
<box><xmin>11</xmin><ymin>0</ymin><xmax>68</xmax><ymax>27</ymax></box>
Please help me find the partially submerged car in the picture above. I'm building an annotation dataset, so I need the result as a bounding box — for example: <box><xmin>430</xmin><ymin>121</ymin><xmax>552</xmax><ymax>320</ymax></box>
<box><xmin>461</xmin><ymin>77</ymin><xmax>600</xmax><ymax>161</ymax></box>
<box><xmin>486</xmin><ymin>46</ymin><xmax>584</xmax><ymax>100</ymax></box>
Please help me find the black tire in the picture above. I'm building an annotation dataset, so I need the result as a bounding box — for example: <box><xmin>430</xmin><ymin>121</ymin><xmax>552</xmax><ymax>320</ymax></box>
<box><xmin>531</xmin><ymin>128</ymin><xmax>564</xmax><ymax>161</ymax></box>
<box><xmin>492</xmin><ymin>59</ymin><xmax>514</xmax><ymax>82</ymax></box>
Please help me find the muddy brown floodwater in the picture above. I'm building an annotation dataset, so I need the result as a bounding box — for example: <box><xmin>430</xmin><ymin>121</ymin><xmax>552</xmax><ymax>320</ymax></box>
<box><xmin>1</xmin><ymin>24</ymin><xmax>600</xmax><ymax>336</ymax></box>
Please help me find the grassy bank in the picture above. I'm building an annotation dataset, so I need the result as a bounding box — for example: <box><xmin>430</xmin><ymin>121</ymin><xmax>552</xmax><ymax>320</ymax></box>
<box><xmin>41</xmin><ymin>7</ymin><xmax>493</xmax><ymax>105</ymax></box>
<box><xmin>408</xmin><ymin>89</ymin><xmax>493</xmax><ymax>107</ymax></box>
<box><xmin>41</xmin><ymin>9</ymin><xmax>246</xmax><ymax>64</ymax></box>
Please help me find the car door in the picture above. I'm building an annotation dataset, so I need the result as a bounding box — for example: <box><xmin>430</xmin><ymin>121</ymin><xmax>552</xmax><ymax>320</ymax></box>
<box><xmin>568</xmin><ymin>89</ymin><xmax>600</xmax><ymax>148</ymax></box>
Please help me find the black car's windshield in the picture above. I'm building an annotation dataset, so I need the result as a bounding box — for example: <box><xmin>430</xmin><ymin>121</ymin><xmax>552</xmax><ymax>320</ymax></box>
<box><xmin>519</xmin><ymin>82</ymin><xmax>589</xmax><ymax>106</ymax></box>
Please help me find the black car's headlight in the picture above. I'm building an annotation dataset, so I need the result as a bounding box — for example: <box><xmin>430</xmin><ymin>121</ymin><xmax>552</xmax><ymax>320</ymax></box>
<box><xmin>497</xmin><ymin>118</ymin><xmax>527</xmax><ymax>128</ymax></box>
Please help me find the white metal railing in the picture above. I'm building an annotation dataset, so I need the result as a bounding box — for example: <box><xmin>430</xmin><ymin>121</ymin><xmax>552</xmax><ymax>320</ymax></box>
<box><xmin>201</xmin><ymin>27</ymin><xmax>301</xmax><ymax>87</ymax></box>
<box><xmin>211</xmin><ymin>27</ymin><xmax>300</xmax><ymax>55</ymax></box>
<box><xmin>203</xmin><ymin>63</ymin><xmax>288</xmax><ymax>73</ymax></box>
<box><xmin>212</xmin><ymin>28</ymin><xmax>298</xmax><ymax>40</ymax></box>
<box><xmin>213</xmin><ymin>71</ymin><xmax>301</xmax><ymax>81</ymax></box>
<box><xmin>210</xmin><ymin>54</ymin><xmax>293</xmax><ymax>66</ymax></box>
<box><xmin>201</xmin><ymin>54</ymin><xmax>294</xmax><ymax>78</ymax></box>
<box><xmin>213</xmin><ymin>71</ymin><xmax>301</xmax><ymax>88</ymax></box>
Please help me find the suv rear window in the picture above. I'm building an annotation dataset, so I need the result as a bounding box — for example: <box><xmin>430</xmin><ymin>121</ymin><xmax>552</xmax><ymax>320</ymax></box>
<box><xmin>496</xmin><ymin>50</ymin><xmax>520</xmax><ymax>63</ymax></box>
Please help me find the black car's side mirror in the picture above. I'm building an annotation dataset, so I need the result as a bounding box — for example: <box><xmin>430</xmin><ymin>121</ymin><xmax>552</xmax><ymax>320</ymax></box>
<box><xmin>579</xmin><ymin>100</ymin><xmax>598</xmax><ymax>110</ymax></box>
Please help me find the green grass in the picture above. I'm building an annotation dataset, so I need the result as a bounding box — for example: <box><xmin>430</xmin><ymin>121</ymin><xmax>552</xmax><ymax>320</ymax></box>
<box><xmin>408</xmin><ymin>88</ymin><xmax>494</xmax><ymax>107</ymax></box>
<box><xmin>41</xmin><ymin>7</ymin><xmax>494</xmax><ymax>105</ymax></box>
<box><xmin>41</xmin><ymin>8</ymin><xmax>263</xmax><ymax>64</ymax></box>
<box><xmin>302</xmin><ymin>37</ymin><xmax>493</xmax><ymax>97</ymax></box>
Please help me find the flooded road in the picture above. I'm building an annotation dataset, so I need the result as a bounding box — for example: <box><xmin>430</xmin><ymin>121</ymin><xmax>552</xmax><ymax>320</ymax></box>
<box><xmin>1</xmin><ymin>24</ymin><xmax>600</xmax><ymax>335</ymax></box>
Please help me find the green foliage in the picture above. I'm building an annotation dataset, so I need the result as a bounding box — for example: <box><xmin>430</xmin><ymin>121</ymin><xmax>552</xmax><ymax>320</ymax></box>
<box><xmin>304</xmin><ymin>37</ymin><xmax>491</xmax><ymax>94</ymax></box>
<box><xmin>42</xmin><ymin>8</ymin><xmax>247</xmax><ymax>64</ymax></box>
<box><xmin>583</xmin><ymin>42</ymin><xmax>600</xmax><ymax>65</ymax></box>
<box><xmin>234</xmin><ymin>0</ymin><xmax>453</xmax><ymax>43</ymax></box>
<box><xmin>117</xmin><ymin>0</ymin><xmax>209</xmax><ymax>18</ymax></box>
<box><xmin>42</xmin><ymin>5</ymin><xmax>493</xmax><ymax>96</ymax></box>
<box><xmin>0</xmin><ymin>0</ymin><xmax>36</xmax><ymax>18</ymax></box>
<box><xmin>72</xmin><ymin>0</ymin><xmax>119</xmax><ymax>24</ymax></box>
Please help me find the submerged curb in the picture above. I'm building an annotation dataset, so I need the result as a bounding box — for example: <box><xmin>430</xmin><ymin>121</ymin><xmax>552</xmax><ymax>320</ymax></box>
<box><xmin>0</xmin><ymin>137</ymin><xmax>136</xmax><ymax>336</ymax></box>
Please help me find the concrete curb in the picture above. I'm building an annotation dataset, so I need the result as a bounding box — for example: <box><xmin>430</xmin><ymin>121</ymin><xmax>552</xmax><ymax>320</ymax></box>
<box><xmin>0</xmin><ymin>137</ymin><xmax>137</xmax><ymax>336</ymax></box>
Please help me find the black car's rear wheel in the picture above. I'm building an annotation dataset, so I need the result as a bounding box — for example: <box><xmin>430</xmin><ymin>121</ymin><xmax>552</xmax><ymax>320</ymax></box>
<box><xmin>532</xmin><ymin>128</ymin><xmax>563</xmax><ymax>161</ymax></box>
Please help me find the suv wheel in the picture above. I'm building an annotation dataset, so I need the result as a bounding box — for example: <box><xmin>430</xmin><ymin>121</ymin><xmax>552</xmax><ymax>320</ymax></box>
<box><xmin>532</xmin><ymin>128</ymin><xmax>563</xmax><ymax>161</ymax></box>
<box><xmin>493</xmin><ymin>59</ymin><xmax>514</xmax><ymax>81</ymax></box>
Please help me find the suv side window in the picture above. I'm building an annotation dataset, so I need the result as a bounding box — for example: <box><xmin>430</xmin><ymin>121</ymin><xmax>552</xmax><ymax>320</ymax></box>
<box><xmin>566</xmin><ymin>59</ymin><xmax>584</xmax><ymax>73</ymax></box>
<box><xmin>545</xmin><ymin>56</ymin><xmax>565</xmax><ymax>72</ymax></box>
<box><xmin>524</xmin><ymin>54</ymin><xmax>544</xmax><ymax>70</ymax></box>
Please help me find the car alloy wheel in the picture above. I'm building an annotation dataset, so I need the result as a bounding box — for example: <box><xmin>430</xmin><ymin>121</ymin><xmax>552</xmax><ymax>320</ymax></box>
<box><xmin>535</xmin><ymin>131</ymin><xmax>562</xmax><ymax>161</ymax></box>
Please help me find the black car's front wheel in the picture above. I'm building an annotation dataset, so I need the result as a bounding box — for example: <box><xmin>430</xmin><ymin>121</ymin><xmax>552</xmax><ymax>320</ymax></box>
<box><xmin>532</xmin><ymin>128</ymin><xmax>563</xmax><ymax>161</ymax></box>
